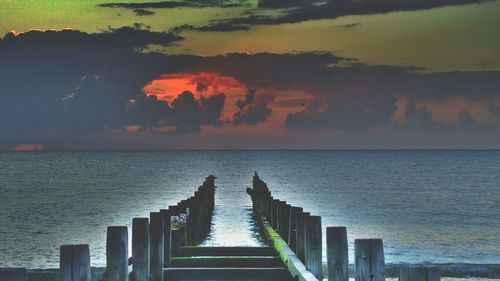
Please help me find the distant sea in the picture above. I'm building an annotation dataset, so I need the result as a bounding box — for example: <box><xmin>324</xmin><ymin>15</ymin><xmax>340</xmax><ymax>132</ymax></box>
<box><xmin>0</xmin><ymin>151</ymin><xmax>498</xmax><ymax>275</ymax></box>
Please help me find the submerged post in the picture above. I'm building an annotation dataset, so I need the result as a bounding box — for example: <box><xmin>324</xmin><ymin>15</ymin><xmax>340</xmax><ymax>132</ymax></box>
<box><xmin>60</xmin><ymin>244</ymin><xmax>91</xmax><ymax>281</ymax></box>
<box><xmin>327</xmin><ymin>227</ymin><xmax>349</xmax><ymax>281</ymax></box>
<box><xmin>305</xmin><ymin>215</ymin><xmax>323</xmax><ymax>280</ymax></box>
<box><xmin>355</xmin><ymin>239</ymin><xmax>385</xmax><ymax>281</ymax></box>
<box><xmin>106</xmin><ymin>226</ymin><xmax>128</xmax><ymax>281</ymax></box>
<box><xmin>150</xmin><ymin>212</ymin><xmax>164</xmax><ymax>281</ymax></box>
<box><xmin>132</xmin><ymin>218</ymin><xmax>150</xmax><ymax>281</ymax></box>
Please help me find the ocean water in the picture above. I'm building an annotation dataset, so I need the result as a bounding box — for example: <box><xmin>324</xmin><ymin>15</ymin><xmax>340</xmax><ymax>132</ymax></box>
<box><xmin>0</xmin><ymin>150</ymin><xmax>498</xmax><ymax>270</ymax></box>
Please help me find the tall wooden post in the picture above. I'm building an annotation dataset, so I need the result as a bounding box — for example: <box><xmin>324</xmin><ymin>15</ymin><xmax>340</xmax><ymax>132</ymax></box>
<box><xmin>305</xmin><ymin>215</ymin><xmax>322</xmax><ymax>280</ymax></box>
<box><xmin>160</xmin><ymin>209</ymin><xmax>172</xmax><ymax>267</ymax></box>
<box><xmin>289</xmin><ymin>207</ymin><xmax>302</xmax><ymax>251</ymax></box>
<box><xmin>296</xmin><ymin>212</ymin><xmax>309</xmax><ymax>262</ymax></box>
<box><xmin>132</xmin><ymin>218</ymin><xmax>150</xmax><ymax>281</ymax></box>
<box><xmin>355</xmin><ymin>239</ymin><xmax>385</xmax><ymax>281</ymax></box>
<box><xmin>327</xmin><ymin>227</ymin><xmax>348</xmax><ymax>281</ymax></box>
<box><xmin>399</xmin><ymin>265</ymin><xmax>441</xmax><ymax>281</ymax></box>
<box><xmin>150</xmin><ymin>212</ymin><xmax>164</xmax><ymax>281</ymax></box>
<box><xmin>272</xmin><ymin>199</ymin><xmax>280</xmax><ymax>229</ymax></box>
<box><xmin>106</xmin><ymin>226</ymin><xmax>128</xmax><ymax>281</ymax></box>
<box><xmin>60</xmin><ymin>244</ymin><xmax>91</xmax><ymax>281</ymax></box>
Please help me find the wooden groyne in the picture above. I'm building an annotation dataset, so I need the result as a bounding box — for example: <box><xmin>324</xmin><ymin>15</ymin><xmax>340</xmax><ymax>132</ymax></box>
<box><xmin>247</xmin><ymin>173</ymin><xmax>443</xmax><ymax>281</ymax></box>
<box><xmin>1</xmin><ymin>173</ymin><xmax>448</xmax><ymax>281</ymax></box>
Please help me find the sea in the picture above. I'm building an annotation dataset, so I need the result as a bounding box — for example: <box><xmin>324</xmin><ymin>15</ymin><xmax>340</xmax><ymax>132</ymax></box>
<box><xmin>0</xmin><ymin>150</ymin><xmax>498</xmax><ymax>277</ymax></box>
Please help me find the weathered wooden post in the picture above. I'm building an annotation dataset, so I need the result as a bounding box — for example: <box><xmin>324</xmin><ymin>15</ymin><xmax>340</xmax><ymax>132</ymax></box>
<box><xmin>160</xmin><ymin>209</ymin><xmax>172</xmax><ymax>267</ymax></box>
<box><xmin>289</xmin><ymin>206</ymin><xmax>302</xmax><ymax>251</ymax></box>
<box><xmin>106</xmin><ymin>226</ymin><xmax>128</xmax><ymax>281</ymax></box>
<box><xmin>60</xmin><ymin>244</ymin><xmax>91</xmax><ymax>281</ymax></box>
<box><xmin>132</xmin><ymin>218</ymin><xmax>150</xmax><ymax>281</ymax></box>
<box><xmin>327</xmin><ymin>227</ymin><xmax>348</xmax><ymax>281</ymax></box>
<box><xmin>424</xmin><ymin>266</ymin><xmax>441</xmax><ymax>281</ymax></box>
<box><xmin>150</xmin><ymin>212</ymin><xmax>164</xmax><ymax>281</ymax></box>
<box><xmin>305</xmin><ymin>215</ymin><xmax>322</xmax><ymax>280</ymax></box>
<box><xmin>355</xmin><ymin>239</ymin><xmax>385</xmax><ymax>281</ymax></box>
<box><xmin>282</xmin><ymin>204</ymin><xmax>291</xmax><ymax>243</ymax></box>
<box><xmin>296</xmin><ymin>212</ymin><xmax>309</xmax><ymax>262</ymax></box>
<box><xmin>0</xmin><ymin>268</ymin><xmax>28</xmax><ymax>281</ymax></box>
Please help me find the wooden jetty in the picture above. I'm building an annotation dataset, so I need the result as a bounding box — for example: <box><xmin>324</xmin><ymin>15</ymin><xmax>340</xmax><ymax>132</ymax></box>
<box><xmin>1</xmin><ymin>174</ymin><xmax>443</xmax><ymax>281</ymax></box>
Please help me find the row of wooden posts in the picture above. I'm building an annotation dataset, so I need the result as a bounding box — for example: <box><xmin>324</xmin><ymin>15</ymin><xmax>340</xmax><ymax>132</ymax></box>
<box><xmin>59</xmin><ymin>175</ymin><xmax>216</xmax><ymax>281</ymax></box>
<box><xmin>250</xmin><ymin>173</ymin><xmax>442</xmax><ymax>281</ymax></box>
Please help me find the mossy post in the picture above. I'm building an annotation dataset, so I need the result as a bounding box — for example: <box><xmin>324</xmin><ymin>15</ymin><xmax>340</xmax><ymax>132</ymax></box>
<box><xmin>289</xmin><ymin>206</ymin><xmax>302</xmax><ymax>251</ymax></box>
<box><xmin>60</xmin><ymin>244</ymin><xmax>91</xmax><ymax>281</ymax></box>
<box><xmin>132</xmin><ymin>218</ymin><xmax>149</xmax><ymax>281</ymax></box>
<box><xmin>305</xmin><ymin>215</ymin><xmax>322</xmax><ymax>280</ymax></box>
<box><xmin>150</xmin><ymin>212</ymin><xmax>164</xmax><ymax>281</ymax></box>
<box><xmin>327</xmin><ymin>227</ymin><xmax>348</xmax><ymax>281</ymax></box>
<box><xmin>159</xmin><ymin>209</ymin><xmax>171</xmax><ymax>267</ymax></box>
<box><xmin>0</xmin><ymin>268</ymin><xmax>27</xmax><ymax>281</ymax></box>
<box><xmin>106</xmin><ymin>226</ymin><xmax>128</xmax><ymax>281</ymax></box>
<box><xmin>296</xmin><ymin>211</ymin><xmax>310</xmax><ymax>263</ymax></box>
<box><xmin>354</xmin><ymin>239</ymin><xmax>385</xmax><ymax>281</ymax></box>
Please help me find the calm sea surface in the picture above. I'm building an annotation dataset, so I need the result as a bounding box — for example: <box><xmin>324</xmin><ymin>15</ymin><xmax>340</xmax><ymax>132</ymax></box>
<box><xmin>0</xmin><ymin>150</ymin><xmax>499</xmax><ymax>269</ymax></box>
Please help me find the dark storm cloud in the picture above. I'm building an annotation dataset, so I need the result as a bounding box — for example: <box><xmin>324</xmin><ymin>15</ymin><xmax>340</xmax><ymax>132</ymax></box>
<box><xmin>0</xmin><ymin>28</ymin><xmax>223</xmax><ymax>146</ymax></box>
<box><xmin>171</xmin><ymin>24</ymin><xmax>250</xmax><ymax>33</ymax></box>
<box><xmin>193</xmin><ymin>0</ymin><xmax>490</xmax><ymax>30</ymax></box>
<box><xmin>0</xmin><ymin>26</ymin><xmax>181</xmax><ymax>48</ymax></box>
<box><xmin>233</xmin><ymin>89</ymin><xmax>275</xmax><ymax>125</ymax></box>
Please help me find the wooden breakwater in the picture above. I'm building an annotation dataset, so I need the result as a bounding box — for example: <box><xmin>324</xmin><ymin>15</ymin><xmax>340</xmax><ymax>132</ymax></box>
<box><xmin>248</xmin><ymin>172</ymin><xmax>443</xmax><ymax>281</ymax></box>
<box><xmin>1</xmin><ymin>173</ymin><xmax>452</xmax><ymax>281</ymax></box>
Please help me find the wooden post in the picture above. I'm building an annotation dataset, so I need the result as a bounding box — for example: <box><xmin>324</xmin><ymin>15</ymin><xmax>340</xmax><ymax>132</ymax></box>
<box><xmin>160</xmin><ymin>209</ymin><xmax>172</xmax><ymax>267</ymax></box>
<box><xmin>272</xmin><ymin>199</ymin><xmax>280</xmax><ymax>229</ymax></box>
<box><xmin>282</xmin><ymin>204</ymin><xmax>291</xmax><ymax>243</ymax></box>
<box><xmin>106</xmin><ymin>226</ymin><xmax>128</xmax><ymax>281</ymax></box>
<box><xmin>327</xmin><ymin>227</ymin><xmax>348</xmax><ymax>281</ymax></box>
<box><xmin>296</xmin><ymin>212</ymin><xmax>309</xmax><ymax>262</ymax></box>
<box><xmin>150</xmin><ymin>212</ymin><xmax>164</xmax><ymax>281</ymax></box>
<box><xmin>305</xmin><ymin>215</ymin><xmax>322</xmax><ymax>280</ymax></box>
<box><xmin>355</xmin><ymin>239</ymin><xmax>385</xmax><ymax>281</ymax></box>
<box><xmin>60</xmin><ymin>244</ymin><xmax>91</xmax><ymax>281</ymax></box>
<box><xmin>289</xmin><ymin>206</ymin><xmax>302</xmax><ymax>251</ymax></box>
<box><xmin>132</xmin><ymin>218</ymin><xmax>150</xmax><ymax>281</ymax></box>
<box><xmin>424</xmin><ymin>266</ymin><xmax>441</xmax><ymax>281</ymax></box>
<box><xmin>0</xmin><ymin>268</ymin><xmax>28</xmax><ymax>281</ymax></box>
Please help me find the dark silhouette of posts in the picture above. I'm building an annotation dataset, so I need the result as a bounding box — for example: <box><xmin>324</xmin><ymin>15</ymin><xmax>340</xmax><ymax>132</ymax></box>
<box><xmin>272</xmin><ymin>199</ymin><xmax>280</xmax><ymax>229</ymax></box>
<box><xmin>355</xmin><ymin>239</ymin><xmax>385</xmax><ymax>281</ymax></box>
<box><xmin>305</xmin><ymin>215</ymin><xmax>322</xmax><ymax>280</ymax></box>
<box><xmin>132</xmin><ymin>218</ymin><xmax>149</xmax><ymax>281</ymax></box>
<box><xmin>0</xmin><ymin>268</ymin><xmax>28</xmax><ymax>281</ymax></box>
<box><xmin>150</xmin><ymin>212</ymin><xmax>164</xmax><ymax>281</ymax></box>
<box><xmin>60</xmin><ymin>244</ymin><xmax>91</xmax><ymax>281</ymax></box>
<box><xmin>296</xmin><ymin>212</ymin><xmax>309</xmax><ymax>263</ymax></box>
<box><xmin>327</xmin><ymin>227</ymin><xmax>348</xmax><ymax>281</ymax></box>
<box><xmin>106</xmin><ymin>226</ymin><xmax>128</xmax><ymax>281</ymax></box>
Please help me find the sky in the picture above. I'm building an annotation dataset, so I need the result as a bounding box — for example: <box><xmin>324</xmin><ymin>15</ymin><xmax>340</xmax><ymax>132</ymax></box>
<box><xmin>1</xmin><ymin>0</ymin><xmax>500</xmax><ymax>149</ymax></box>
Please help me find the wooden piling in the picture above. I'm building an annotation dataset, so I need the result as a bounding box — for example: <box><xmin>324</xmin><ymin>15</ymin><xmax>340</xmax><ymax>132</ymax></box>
<box><xmin>355</xmin><ymin>239</ymin><xmax>385</xmax><ymax>281</ymax></box>
<box><xmin>424</xmin><ymin>266</ymin><xmax>441</xmax><ymax>281</ymax></box>
<box><xmin>0</xmin><ymin>268</ymin><xmax>28</xmax><ymax>281</ymax></box>
<box><xmin>150</xmin><ymin>212</ymin><xmax>164</xmax><ymax>281</ymax></box>
<box><xmin>132</xmin><ymin>218</ymin><xmax>149</xmax><ymax>281</ymax></box>
<box><xmin>106</xmin><ymin>226</ymin><xmax>128</xmax><ymax>281</ymax></box>
<box><xmin>289</xmin><ymin>206</ymin><xmax>302</xmax><ymax>251</ymax></box>
<box><xmin>296</xmin><ymin>212</ymin><xmax>309</xmax><ymax>262</ymax></box>
<box><xmin>281</xmin><ymin>204</ymin><xmax>291</xmax><ymax>243</ymax></box>
<box><xmin>272</xmin><ymin>199</ymin><xmax>280</xmax><ymax>229</ymax></box>
<box><xmin>327</xmin><ymin>227</ymin><xmax>348</xmax><ymax>281</ymax></box>
<box><xmin>399</xmin><ymin>265</ymin><xmax>441</xmax><ymax>281</ymax></box>
<box><xmin>60</xmin><ymin>244</ymin><xmax>91</xmax><ymax>281</ymax></box>
<box><xmin>305</xmin><ymin>215</ymin><xmax>322</xmax><ymax>280</ymax></box>
<box><xmin>159</xmin><ymin>209</ymin><xmax>172</xmax><ymax>267</ymax></box>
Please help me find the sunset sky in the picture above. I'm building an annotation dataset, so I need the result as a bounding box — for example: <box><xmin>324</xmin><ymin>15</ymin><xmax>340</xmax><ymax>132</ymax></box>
<box><xmin>1</xmin><ymin>0</ymin><xmax>500</xmax><ymax>149</ymax></box>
